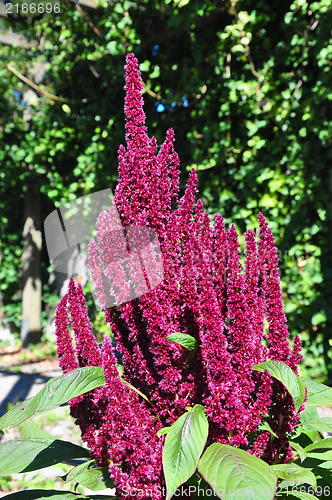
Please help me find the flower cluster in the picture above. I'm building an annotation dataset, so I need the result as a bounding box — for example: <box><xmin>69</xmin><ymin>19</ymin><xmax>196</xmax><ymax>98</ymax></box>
<box><xmin>55</xmin><ymin>53</ymin><xmax>303</xmax><ymax>499</ymax></box>
<box><xmin>55</xmin><ymin>279</ymin><xmax>164</xmax><ymax>495</ymax></box>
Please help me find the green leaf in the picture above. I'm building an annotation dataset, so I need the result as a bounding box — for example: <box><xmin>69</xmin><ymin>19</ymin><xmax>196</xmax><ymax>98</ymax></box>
<box><xmin>253</xmin><ymin>360</ymin><xmax>306</xmax><ymax>412</ymax></box>
<box><xmin>312</xmin><ymin>465</ymin><xmax>332</xmax><ymax>484</ymax></box>
<box><xmin>66</xmin><ymin>460</ymin><xmax>95</xmax><ymax>481</ymax></box>
<box><xmin>0</xmin><ymin>491</ymin><xmax>117</xmax><ymax>499</ymax></box>
<box><xmin>314</xmin><ymin>460</ymin><xmax>332</xmax><ymax>470</ymax></box>
<box><xmin>66</xmin><ymin>461</ymin><xmax>114</xmax><ymax>491</ymax></box>
<box><xmin>302</xmin><ymin>418</ymin><xmax>332</xmax><ymax>433</ymax></box>
<box><xmin>305</xmin><ymin>437</ymin><xmax>332</xmax><ymax>452</ymax></box>
<box><xmin>163</xmin><ymin>404</ymin><xmax>208</xmax><ymax>500</ymax></box>
<box><xmin>300</xmin><ymin>406</ymin><xmax>319</xmax><ymax>424</ymax></box>
<box><xmin>198</xmin><ymin>443</ymin><xmax>277</xmax><ymax>500</ymax></box>
<box><xmin>258</xmin><ymin>421</ymin><xmax>279</xmax><ymax>438</ymax></box>
<box><xmin>73</xmin><ymin>468</ymin><xmax>114</xmax><ymax>491</ymax></box>
<box><xmin>0</xmin><ymin>439</ymin><xmax>90</xmax><ymax>475</ymax></box>
<box><xmin>174</xmin><ymin>0</ymin><xmax>191</xmax><ymax>8</ymax></box>
<box><xmin>20</xmin><ymin>420</ymin><xmax>57</xmax><ymax>441</ymax></box>
<box><xmin>0</xmin><ymin>367</ymin><xmax>105</xmax><ymax>430</ymax></box>
<box><xmin>157</xmin><ymin>426</ymin><xmax>171</xmax><ymax>436</ymax></box>
<box><xmin>166</xmin><ymin>333</ymin><xmax>197</xmax><ymax>351</ymax></box>
<box><xmin>272</xmin><ymin>463</ymin><xmax>316</xmax><ymax>488</ymax></box>
<box><xmin>289</xmin><ymin>441</ymin><xmax>307</xmax><ymax>462</ymax></box>
<box><xmin>297</xmin><ymin>408</ymin><xmax>325</xmax><ymax>441</ymax></box>
<box><xmin>306</xmin><ymin>450</ymin><xmax>332</xmax><ymax>461</ymax></box>
<box><xmin>302</xmin><ymin>378</ymin><xmax>332</xmax><ymax>407</ymax></box>
<box><xmin>303</xmin><ymin>429</ymin><xmax>325</xmax><ymax>443</ymax></box>
<box><xmin>116</xmin><ymin>364</ymin><xmax>124</xmax><ymax>377</ymax></box>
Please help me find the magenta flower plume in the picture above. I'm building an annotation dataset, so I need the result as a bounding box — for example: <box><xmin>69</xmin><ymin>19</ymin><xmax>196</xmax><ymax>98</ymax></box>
<box><xmin>256</xmin><ymin>213</ymin><xmax>304</xmax><ymax>463</ymax></box>
<box><xmin>55</xmin><ymin>53</ymin><xmax>304</xmax><ymax>497</ymax></box>
<box><xmin>67</xmin><ymin>278</ymin><xmax>103</xmax><ymax>367</ymax></box>
<box><xmin>258</xmin><ymin>212</ymin><xmax>292</xmax><ymax>364</ymax></box>
<box><xmin>55</xmin><ymin>281</ymin><xmax>165</xmax><ymax>490</ymax></box>
<box><xmin>114</xmin><ymin>53</ymin><xmax>180</xmax><ymax>237</ymax></box>
<box><xmin>55</xmin><ymin>279</ymin><xmax>105</xmax><ymax>451</ymax></box>
<box><xmin>95</xmin><ymin>335</ymin><xmax>164</xmax><ymax>498</ymax></box>
<box><xmin>54</xmin><ymin>294</ymin><xmax>79</xmax><ymax>374</ymax></box>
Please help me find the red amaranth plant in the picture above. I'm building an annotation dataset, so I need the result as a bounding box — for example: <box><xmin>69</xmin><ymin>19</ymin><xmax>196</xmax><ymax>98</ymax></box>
<box><xmin>55</xmin><ymin>53</ymin><xmax>304</xmax><ymax>499</ymax></box>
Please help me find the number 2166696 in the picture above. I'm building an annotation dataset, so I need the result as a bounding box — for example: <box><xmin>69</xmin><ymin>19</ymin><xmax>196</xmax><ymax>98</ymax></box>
<box><xmin>276</xmin><ymin>485</ymin><xmax>331</xmax><ymax>498</ymax></box>
<box><xmin>5</xmin><ymin>3</ymin><xmax>61</xmax><ymax>15</ymax></box>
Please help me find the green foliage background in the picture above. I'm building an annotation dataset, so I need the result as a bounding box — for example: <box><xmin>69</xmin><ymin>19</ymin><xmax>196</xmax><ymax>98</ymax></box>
<box><xmin>0</xmin><ymin>0</ymin><xmax>331</xmax><ymax>380</ymax></box>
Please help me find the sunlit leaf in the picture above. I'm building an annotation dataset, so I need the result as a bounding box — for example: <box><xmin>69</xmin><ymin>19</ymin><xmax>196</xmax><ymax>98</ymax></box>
<box><xmin>0</xmin><ymin>367</ymin><xmax>105</xmax><ymax>430</ymax></box>
<box><xmin>0</xmin><ymin>439</ymin><xmax>90</xmax><ymax>475</ymax></box>
<box><xmin>253</xmin><ymin>360</ymin><xmax>306</xmax><ymax>412</ymax></box>
<box><xmin>166</xmin><ymin>333</ymin><xmax>197</xmax><ymax>351</ymax></box>
<box><xmin>272</xmin><ymin>463</ymin><xmax>316</xmax><ymax>488</ymax></box>
<box><xmin>303</xmin><ymin>379</ymin><xmax>332</xmax><ymax>408</ymax></box>
<box><xmin>163</xmin><ymin>404</ymin><xmax>208</xmax><ymax>500</ymax></box>
<box><xmin>198</xmin><ymin>443</ymin><xmax>277</xmax><ymax>500</ymax></box>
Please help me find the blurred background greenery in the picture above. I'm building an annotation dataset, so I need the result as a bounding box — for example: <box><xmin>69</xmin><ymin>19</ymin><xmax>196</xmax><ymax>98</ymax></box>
<box><xmin>0</xmin><ymin>0</ymin><xmax>331</xmax><ymax>381</ymax></box>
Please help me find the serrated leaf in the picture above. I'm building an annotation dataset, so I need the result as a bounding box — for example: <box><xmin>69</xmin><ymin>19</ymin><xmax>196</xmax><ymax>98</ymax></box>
<box><xmin>163</xmin><ymin>404</ymin><xmax>208</xmax><ymax>500</ymax></box>
<box><xmin>0</xmin><ymin>439</ymin><xmax>90</xmax><ymax>475</ymax></box>
<box><xmin>289</xmin><ymin>441</ymin><xmax>307</xmax><ymax>462</ymax></box>
<box><xmin>0</xmin><ymin>367</ymin><xmax>105</xmax><ymax>430</ymax></box>
<box><xmin>198</xmin><ymin>443</ymin><xmax>277</xmax><ymax>500</ymax></box>
<box><xmin>166</xmin><ymin>333</ymin><xmax>197</xmax><ymax>351</ymax></box>
<box><xmin>272</xmin><ymin>463</ymin><xmax>316</xmax><ymax>488</ymax></box>
<box><xmin>253</xmin><ymin>360</ymin><xmax>306</xmax><ymax>412</ymax></box>
<box><xmin>303</xmin><ymin>378</ymin><xmax>332</xmax><ymax>408</ymax></box>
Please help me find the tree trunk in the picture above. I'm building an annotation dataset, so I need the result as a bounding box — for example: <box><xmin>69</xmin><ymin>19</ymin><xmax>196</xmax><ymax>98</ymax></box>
<box><xmin>21</xmin><ymin>188</ymin><xmax>42</xmax><ymax>346</ymax></box>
